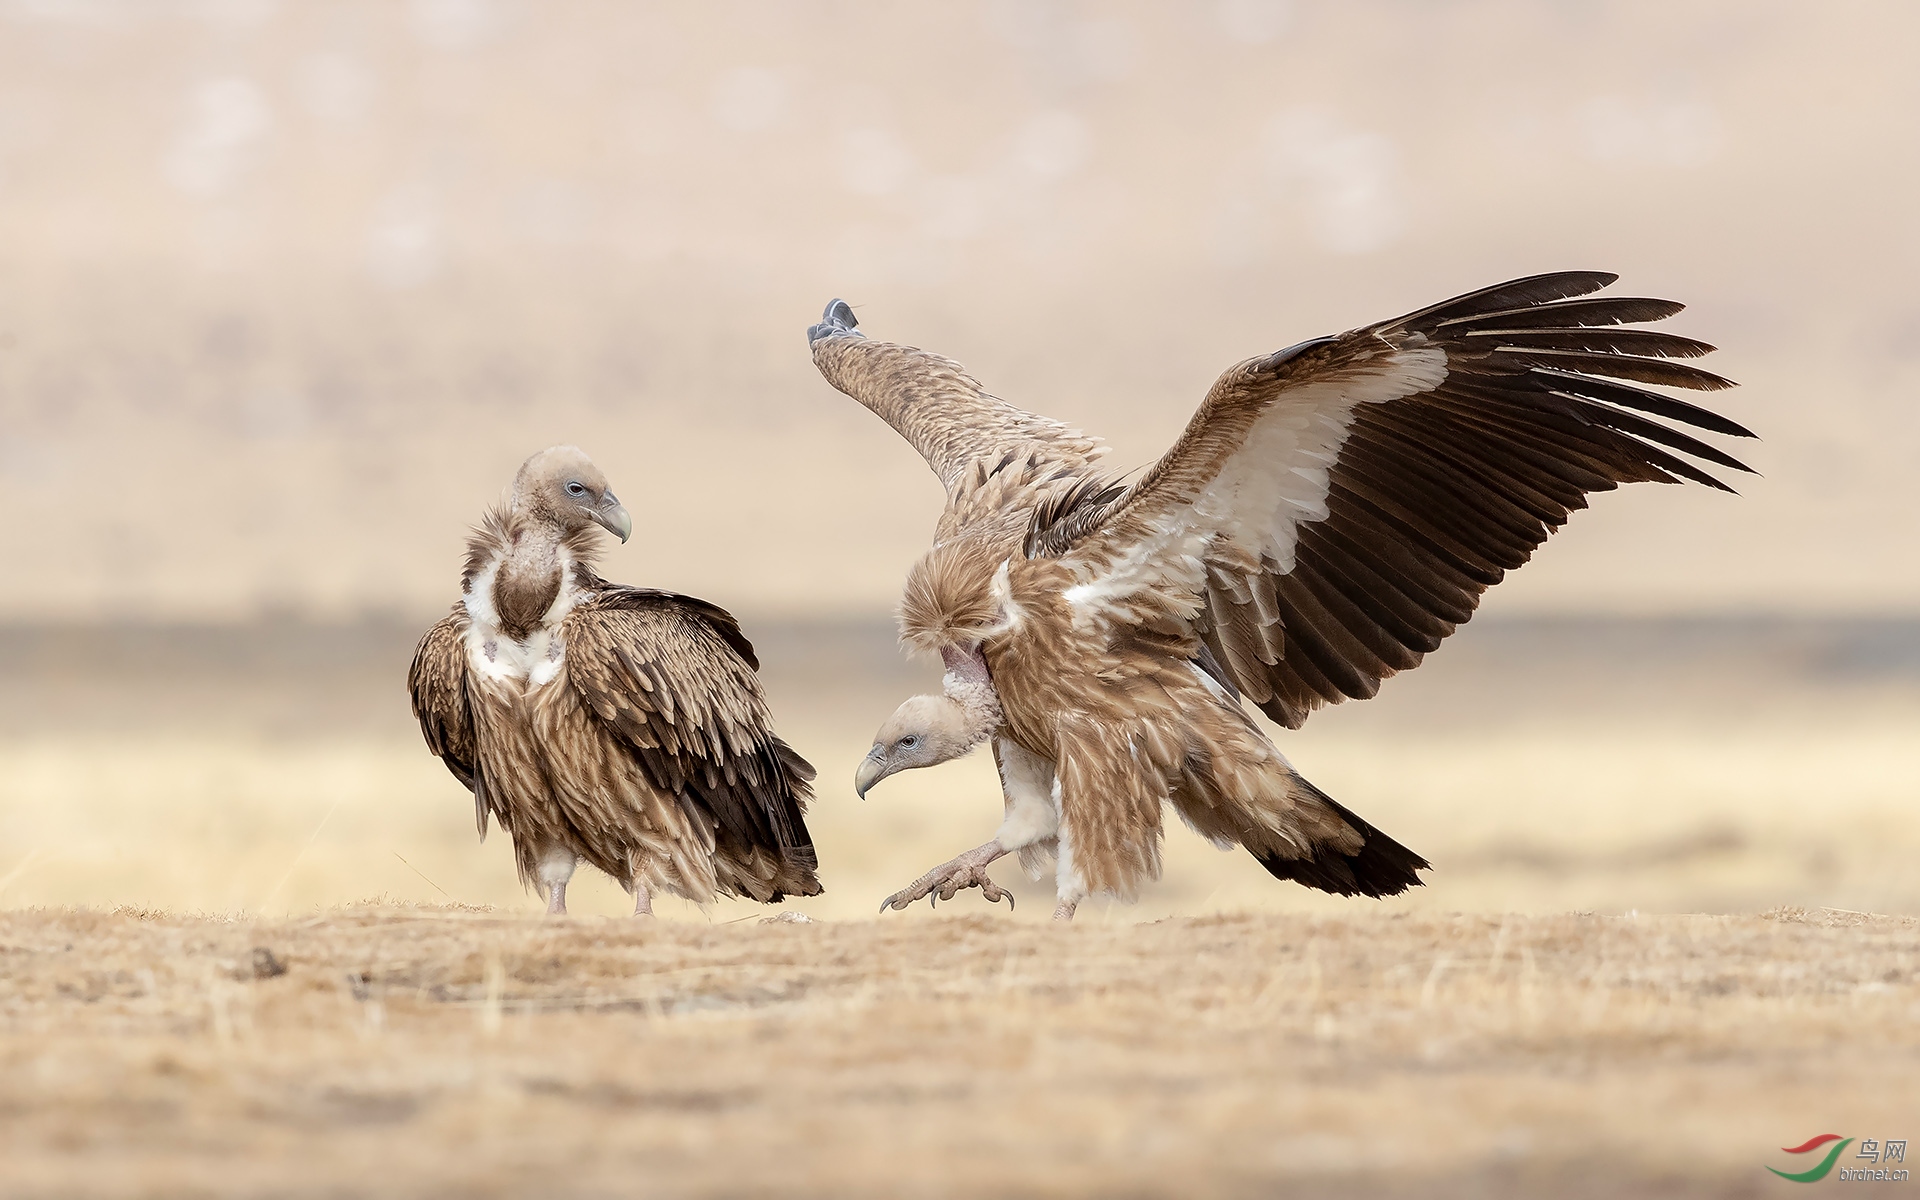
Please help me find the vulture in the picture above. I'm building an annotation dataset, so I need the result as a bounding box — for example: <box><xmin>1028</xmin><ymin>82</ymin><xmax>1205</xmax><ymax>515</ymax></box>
<box><xmin>809</xmin><ymin>272</ymin><xmax>1753</xmax><ymax>920</ymax></box>
<box><xmin>408</xmin><ymin>446</ymin><xmax>821</xmax><ymax>915</ymax></box>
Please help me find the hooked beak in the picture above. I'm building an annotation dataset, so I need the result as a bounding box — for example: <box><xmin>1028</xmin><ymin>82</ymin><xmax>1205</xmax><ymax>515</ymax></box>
<box><xmin>593</xmin><ymin>498</ymin><xmax>633</xmax><ymax>544</ymax></box>
<box><xmin>854</xmin><ymin>747</ymin><xmax>888</xmax><ymax>800</ymax></box>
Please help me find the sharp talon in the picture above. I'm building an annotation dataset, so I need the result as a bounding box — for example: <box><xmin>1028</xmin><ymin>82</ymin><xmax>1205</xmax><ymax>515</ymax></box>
<box><xmin>878</xmin><ymin>851</ymin><xmax>1016</xmax><ymax>917</ymax></box>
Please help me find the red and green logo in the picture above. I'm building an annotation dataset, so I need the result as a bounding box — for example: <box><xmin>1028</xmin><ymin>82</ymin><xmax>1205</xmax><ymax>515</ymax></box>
<box><xmin>1768</xmin><ymin>1135</ymin><xmax>1853</xmax><ymax>1182</ymax></box>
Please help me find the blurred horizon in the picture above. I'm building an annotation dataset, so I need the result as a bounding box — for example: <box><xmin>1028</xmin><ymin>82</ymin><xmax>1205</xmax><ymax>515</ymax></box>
<box><xmin>0</xmin><ymin>0</ymin><xmax>1916</xmax><ymax>623</ymax></box>
<box><xmin>2</xmin><ymin>609</ymin><xmax>1916</xmax><ymax>919</ymax></box>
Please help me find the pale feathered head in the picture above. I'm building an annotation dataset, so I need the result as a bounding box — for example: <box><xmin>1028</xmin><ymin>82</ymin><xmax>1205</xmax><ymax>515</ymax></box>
<box><xmin>854</xmin><ymin>646</ymin><xmax>1002</xmax><ymax>799</ymax></box>
<box><xmin>510</xmin><ymin>445</ymin><xmax>634</xmax><ymax>544</ymax></box>
<box><xmin>855</xmin><ymin>695</ymin><xmax>981</xmax><ymax>799</ymax></box>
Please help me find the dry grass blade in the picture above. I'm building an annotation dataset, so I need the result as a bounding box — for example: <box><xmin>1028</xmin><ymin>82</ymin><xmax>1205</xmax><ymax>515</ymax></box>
<box><xmin>0</xmin><ymin>906</ymin><xmax>1914</xmax><ymax>1198</ymax></box>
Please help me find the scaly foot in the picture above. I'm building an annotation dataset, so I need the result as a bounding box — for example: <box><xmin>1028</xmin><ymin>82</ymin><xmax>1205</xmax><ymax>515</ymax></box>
<box><xmin>879</xmin><ymin>841</ymin><xmax>1013</xmax><ymax>912</ymax></box>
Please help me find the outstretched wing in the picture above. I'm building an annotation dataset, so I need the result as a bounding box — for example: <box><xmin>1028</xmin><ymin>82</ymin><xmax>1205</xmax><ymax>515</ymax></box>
<box><xmin>1030</xmin><ymin>272</ymin><xmax>1754</xmax><ymax>728</ymax></box>
<box><xmin>561</xmin><ymin>587</ymin><xmax>820</xmax><ymax>896</ymax></box>
<box><xmin>408</xmin><ymin>608</ymin><xmax>498</xmax><ymax>838</ymax></box>
<box><xmin>808</xmin><ymin>299</ymin><xmax>1107</xmax><ymax>514</ymax></box>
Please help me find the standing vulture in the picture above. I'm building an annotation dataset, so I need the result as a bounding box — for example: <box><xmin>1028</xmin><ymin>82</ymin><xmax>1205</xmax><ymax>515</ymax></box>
<box><xmin>408</xmin><ymin>446</ymin><xmax>821</xmax><ymax>915</ymax></box>
<box><xmin>810</xmin><ymin>273</ymin><xmax>1753</xmax><ymax>920</ymax></box>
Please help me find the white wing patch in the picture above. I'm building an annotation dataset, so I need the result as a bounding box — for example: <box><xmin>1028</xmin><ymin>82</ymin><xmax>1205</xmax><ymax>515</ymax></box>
<box><xmin>1206</xmin><ymin>348</ymin><xmax>1446</xmax><ymax>573</ymax></box>
<box><xmin>1066</xmin><ymin>346</ymin><xmax>1446</xmax><ymax>630</ymax></box>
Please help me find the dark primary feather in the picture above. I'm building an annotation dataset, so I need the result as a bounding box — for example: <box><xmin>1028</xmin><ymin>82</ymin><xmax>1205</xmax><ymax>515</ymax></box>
<box><xmin>1475</xmin><ymin>346</ymin><xmax>1735</xmax><ymax>392</ymax></box>
<box><xmin>1531</xmin><ymin>368</ymin><xmax>1756</xmax><ymax>439</ymax></box>
<box><xmin>1388</xmin><ymin>270</ymin><xmax>1619</xmax><ymax>326</ymax></box>
<box><xmin>1036</xmin><ymin>272</ymin><xmax>1756</xmax><ymax>731</ymax></box>
<box><xmin>1435</xmin><ymin>295</ymin><xmax>1685</xmax><ymax>330</ymax></box>
<box><xmin>1238</xmin><ymin>274</ymin><xmax>1753</xmax><ymax>728</ymax></box>
<box><xmin>1460</xmin><ymin>326</ymin><xmax>1715</xmax><ymax>359</ymax></box>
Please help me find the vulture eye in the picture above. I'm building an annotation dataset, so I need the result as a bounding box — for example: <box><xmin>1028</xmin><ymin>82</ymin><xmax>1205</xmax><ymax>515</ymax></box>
<box><xmin>565</xmin><ymin>481</ymin><xmax>587</xmax><ymax>497</ymax></box>
<box><xmin>899</xmin><ymin>735</ymin><xmax>920</xmax><ymax>750</ymax></box>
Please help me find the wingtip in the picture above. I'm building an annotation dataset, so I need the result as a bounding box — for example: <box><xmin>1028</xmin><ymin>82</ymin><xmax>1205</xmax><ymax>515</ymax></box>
<box><xmin>1558</xmin><ymin>269</ymin><xmax>1620</xmax><ymax>292</ymax></box>
<box><xmin>806</xmin><ymin>298</ymin><xmax>862</xmax><ymax>348</ymax></box>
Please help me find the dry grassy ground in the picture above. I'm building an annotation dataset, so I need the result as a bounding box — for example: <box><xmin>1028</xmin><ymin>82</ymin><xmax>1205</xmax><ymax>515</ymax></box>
<box><xmin>1</xmin><ymin>617</ymin><xmax>1915</xmax><ymax>1196</ymax></box>
<box><xmin>2</xmin><ymin>905</ymin><xmax>1915</xmax><ymax>1199</ymax></box>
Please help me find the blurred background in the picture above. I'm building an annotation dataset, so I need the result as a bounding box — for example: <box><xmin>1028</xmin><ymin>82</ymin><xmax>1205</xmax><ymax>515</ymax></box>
<box><xmin>0</xmin><ymin>0</ymin><xmax>1913</xmax><ymax>919</ymax></box>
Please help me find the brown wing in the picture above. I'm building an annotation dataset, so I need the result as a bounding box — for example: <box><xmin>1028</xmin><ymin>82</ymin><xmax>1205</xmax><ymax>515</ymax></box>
<box><xmin>808</xmin><ymin>299</ymin><xmax>1107</xmax><ymax>518</ymax></box>
<box><xmin>561</xmin><ymin>588</ymin><xmax>821</xmax><ymax>898</ymax></box>
<box><xmin>407</xmin><ymin>607</ymin><xmax>498</xmax><ymax>839</ymax></box>
<box><xmin>1033</xmin><ymin>272</ymin><xmax>1754</xmax><ymax>728</ymax></box>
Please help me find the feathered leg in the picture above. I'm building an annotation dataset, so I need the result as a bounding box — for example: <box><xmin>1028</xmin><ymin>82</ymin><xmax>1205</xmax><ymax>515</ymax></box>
<box><xmin>1043</xmin><ymin>713</ymin><xmax>1163</xmax><ymax>921</ymax></box>
<box><xmin>537</xmin><ymin>845</ymin><xmax>578</xmax><ymax>917</ymax></box>
<box><xmin>1052</xmin><ymin>817</ymin><xmax>1086</xmax><ymax>923</ymax></box>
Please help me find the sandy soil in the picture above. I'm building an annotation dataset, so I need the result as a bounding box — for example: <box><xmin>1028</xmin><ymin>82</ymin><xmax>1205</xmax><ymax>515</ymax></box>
<box><xmin>1</xmin><ymin>904</ymin><xmax>1914</xmax><ymax>1199</ymax></box>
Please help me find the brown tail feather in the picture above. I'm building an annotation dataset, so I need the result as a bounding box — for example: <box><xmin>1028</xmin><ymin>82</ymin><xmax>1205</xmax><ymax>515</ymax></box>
<box><xmin>1254</xmin><ymin>776</ymin><xmax>1429</xmax><ymax>898</ymax></box>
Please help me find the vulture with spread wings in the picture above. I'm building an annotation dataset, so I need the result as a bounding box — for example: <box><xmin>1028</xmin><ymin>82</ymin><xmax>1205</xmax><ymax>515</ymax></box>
<box><xmin>409</xmin><ymin>446</ymin><xmax>820</xmax><ymax>915</ymax></box>
<box><xmin>811</xmin><ymin>273</ymin><xmax>1752</xmax><ymax>920</ymax></box>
